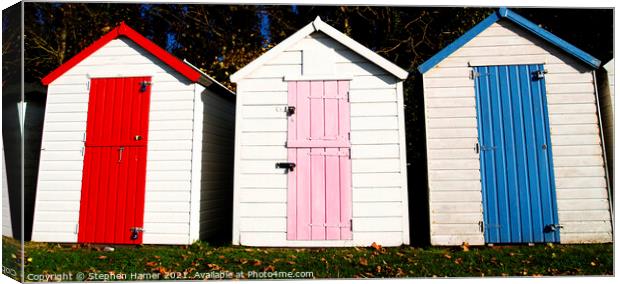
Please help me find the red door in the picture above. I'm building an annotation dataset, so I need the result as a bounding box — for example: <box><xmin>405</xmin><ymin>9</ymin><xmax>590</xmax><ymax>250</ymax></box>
<box><xmin>286</xmin><ymin>80</ymin><xmax>352</xmax><ymax>240</ymax></box>
<box><xmin>77</xmin><ymin>77</ymin><xmax>151</xmax><ymax>244</ymax></box>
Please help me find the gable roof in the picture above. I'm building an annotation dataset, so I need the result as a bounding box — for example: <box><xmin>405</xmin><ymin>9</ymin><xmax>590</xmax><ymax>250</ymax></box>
<box><xmin>417</xmin><ymin>7</ymin><xmax>601</xmax><ymax>74</ymax></box>
<box><xmin>231</xmin><ymin>16</ymin><xmax>409</xmax><ymax>82</ymax></box>
<box><xmin>41</xmin><ymin>22</ymin><xmax>201</xmax><ymax>85</ymax></box>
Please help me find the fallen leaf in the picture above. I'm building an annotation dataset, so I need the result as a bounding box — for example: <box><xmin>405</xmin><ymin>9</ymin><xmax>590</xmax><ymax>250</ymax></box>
<box><xmin>154</xmin><ymin>255</ymin><xmax>161</xmax><ymax>259</ymax></box>
<box><xmin>359</xmin><ymin>257</ymin><xmax>368</xmax><ymax>266</ymax></box>
<box><xmin>375</xmin><ymin>266</ymin><xmax>382</xmax><ymax>273</ymax></box>
<box><xmin>263</xmin><ymin>265</ymin><xmax>275</xmax><ymax>272</ymax></box>
<box><xmin>461</xmin><ymin>242</ymin><xmax>470</xmax><ymax>252</ymax></box>
<box><xmin>454</xmin><ymin>258</ymin><xmax>463</xmax><ymax>265</ymax></box>
<box><xmin>443</xmin><ymin>254</ymin><xmax>452</xmax><ymax>259</ymax></box>
<box><xmin>532</xmin><ymin>274</ymin><xmax>543</xmax><ymax>277</ymax></box>
<box><xmin>218</xmin><ymin>255</ymin><xmax>226</xmax><ymax>259</ymax></box>
<box><xmin>145</xmin><ymin>261</ymin><xmax>158</xmax><ymax>267</ymax></box>
<box><xmin>371</xmin><ymin>242</ymin><xmax>382</xmax><ymax>251</ymax></box>
<box><xmin>98</xmin><ymin>255</ymin><xmax>108</xmax><ymax>260</ymax></box>
<box><xmin>252</xmin><ymin>260</ymin><xmax>262</xmax><ymax>266</ymax></box>
<box><xmin>590</xmin><ymin>262</ymin><xmax>597</xmax><ymax>266</ymax></box>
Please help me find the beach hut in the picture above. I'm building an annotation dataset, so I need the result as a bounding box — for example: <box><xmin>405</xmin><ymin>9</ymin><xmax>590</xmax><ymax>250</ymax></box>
<box><xmin>31</xmin><ymin>23</ymin><xmax>235</xmax><ymax>245</ymax></box>
<box><xmin>230</xmin><ymin>17</ymin><xmax>410</xmax><ymax>246</ymax></box>
<box><xmin>418</xmin><ymin>8</ymin><xmax>612</xmax><ymax>245</ymax></box>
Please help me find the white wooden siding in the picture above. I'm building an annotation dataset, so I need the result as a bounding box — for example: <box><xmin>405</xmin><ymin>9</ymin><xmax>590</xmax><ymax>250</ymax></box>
<box><xmin>424</xmin><ymin>20</ymin><xmax>612</xmax><ymax>245</ymax></box>
<box><xmin>32</xmin><ymin>38</ymin><xmax>196</xmax><ymax>244</ymax></box>
<box><xmin>598</xmin><ymin>59</ymin><xmax>614</xmax><ymax>206</ymax></box>
<box><xmin>2</xmin><ymin>142</ymin><xmax>12</xmax><ymax>237</ymax></box>
<box><xmin>234</xmin><ymin>32</ymin><xmax>408</xmax><ymax>246</ymax></box>
<box><xmin>198</xmin><ymin>88</ymin><xmax>235</xmax><ymax>240</ymax></box>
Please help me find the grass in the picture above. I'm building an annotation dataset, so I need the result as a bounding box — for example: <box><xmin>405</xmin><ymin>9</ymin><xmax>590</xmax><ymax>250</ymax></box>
<box><xmin>2</xmin><ymin>237</ymin><xmax>613</xmax><ymax>281</ymax></box>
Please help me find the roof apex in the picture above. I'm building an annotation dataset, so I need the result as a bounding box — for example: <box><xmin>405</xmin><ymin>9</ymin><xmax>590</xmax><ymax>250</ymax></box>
<box><xmin>41</xmin><ymin>22</ymin><xmax>201</xmax><ymax>85</ymax></box>
<box><xmin>231</xmin><ymin>16</ymin><xmax>408</xmax><ymax>82</ymax></box>
<box><xmin>417</xmin><ymin>8</ymin><xmax>601</xmax><ymax>73</ymax></box>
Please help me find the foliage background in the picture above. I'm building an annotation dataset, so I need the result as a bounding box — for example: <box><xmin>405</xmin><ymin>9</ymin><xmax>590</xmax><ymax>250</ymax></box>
<box><xmin>7</xmin><ymin>3</ymin><xmax>613</xmax><ymax>243</ymax></box>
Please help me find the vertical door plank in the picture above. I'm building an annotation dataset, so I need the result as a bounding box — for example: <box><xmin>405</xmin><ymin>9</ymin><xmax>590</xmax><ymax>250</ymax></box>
<box><xmin>338</xmin><ymin>80</ymin><xmax>352</xmax><ymax>240</ymax></box>
<box><xmin>324</xmin><ymin>81</ymin><xmax>341</xmax><ymax>240</ymax></box>
<box><xmin>287</xmin><ymin>81</ymin><xmax>298</xmax><ymax>240</ymax></box>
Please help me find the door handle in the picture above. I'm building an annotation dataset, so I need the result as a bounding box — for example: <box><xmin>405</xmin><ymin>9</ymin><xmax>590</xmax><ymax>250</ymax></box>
<box><xmin>275</xmin><ymin>162</ymin><xmax>296</xmax><ymax>172</ymax></box>
<box><xmin>118</xmin><ymin>147</ymin><xmax>124</xmax><ymax>163</ymax></box>
<box><xmin>286</xmin><ymin>106</ymin><xmax>296</xmax><ymax>116</ymax></box>
<box><xmin>542</xmin><ymin>144</ymin><xmax>547</xmax><ymax>150</ymax></box>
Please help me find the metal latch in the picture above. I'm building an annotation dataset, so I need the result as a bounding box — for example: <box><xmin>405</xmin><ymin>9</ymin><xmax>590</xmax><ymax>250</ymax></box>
<box><xmin>544</xmin><ymin>224</ymin><xmax>563</xmax><ymax>233</ymax></box>
<box><xmin>470</xmin><ymin>70</ymin><xmax>480</xmax><ymax>79</ymax></box>
<box><xmin>140</xmin><ymin>81</ymin><xmax>152</xmax><ymax>92</ymax></box>
<box><xmin>118</xmin><ymin>147</ymin><xmax>125</xmax><ymax>163</ymax></box>
<box><xmin>532</xmin><ymin>69</ymin><xmax>548</xmax><ymax>80</ymax></box>
<box><xmin>130</xmin><ymin>227</ymin><xmax>144</xmax><ymax>240</ymax></box>
<box><xmin>478</xmin><ymin>221</ymin><xmax>484</xmax><ymax>233</ymax></box>
<box><xmin>286</xmin><ymin>106</ymin><xmax>296</xmax><ymax>116</ymax></box>
<box><xmin>475</xmin><ymin>143</ymin><xmax>496</xmax><ymax>153</ymax></box>
<box><xmin>275</xmin><ymin>162</ymin><xmax>296</xmax><ymax>172</ymax></box>
<box><xmin>134</xmin><ymin>135</ymin><xmax>143</xmax><ymax>141</ymax></box>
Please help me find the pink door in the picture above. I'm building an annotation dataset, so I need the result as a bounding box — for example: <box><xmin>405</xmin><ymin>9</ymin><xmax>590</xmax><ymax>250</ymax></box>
<box><xmin>286</xmin><ymin>80</ymin><xmax>352</xmax><ymax>240</ymax></box>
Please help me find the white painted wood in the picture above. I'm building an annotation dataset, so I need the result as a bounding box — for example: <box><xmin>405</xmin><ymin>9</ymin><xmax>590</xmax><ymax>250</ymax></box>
<box><xmin>423</xmin><ymin>19</ymin><xmax>611</xmax><ymax>245</ymax></box>
<box><xmin>2</xmin><ymin>141</ymin><xmax>12</xmax><ymax>237</ymax></box>
<box><xmin>31</xmin><ymin>37</ymin><xmax>236</xmax><ymax>245</ymax></box>
<box><xmin>231</xmin><ymin>16</ymin><xmax>408</xmax><ymax>81</ymax></box>
<box><xmin>233</xmin><ymin>20</ymin><xmax>408</xmax><ymax>246</ymax></box>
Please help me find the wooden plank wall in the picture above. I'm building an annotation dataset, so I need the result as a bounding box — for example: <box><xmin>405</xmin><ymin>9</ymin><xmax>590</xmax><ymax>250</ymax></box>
<box><xmin>423</xmin><ymin>20</ymin><xmax>612</xmax><ymax>245</ymax></box>
<box><xmin>32</xmin><ymin>38</ymin><xmax>197</xmax><ymax>244</ymax></box>
<box><xmin>234</xmin><ymin>32</ymin><xmax>408</xmax><ymax>246</ymax></box>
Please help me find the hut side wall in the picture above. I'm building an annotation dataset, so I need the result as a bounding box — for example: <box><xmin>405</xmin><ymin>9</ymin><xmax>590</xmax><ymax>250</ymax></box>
<box><xmin>423</xmin><ymin>20</ymin><xmax>612</xmax><ymax>245</ymax></box>
<box><xmin>233</xmin><ymin>32</ymin><xmax>409</xmax><ymax>246</ymax></box>
<box><xmin>32</xmin><ymin>38</ymin><xmax>197</xmax><ymax>244</ymax></box>
<box><xmin>196</xmin><ymin>88</ymin><xmax>236</xmax><ymax>242</ymax></box>
<box><xmin>597</xmin><ymin>59</ymin><xmax>614</xmax><ymax>197</ymax></box>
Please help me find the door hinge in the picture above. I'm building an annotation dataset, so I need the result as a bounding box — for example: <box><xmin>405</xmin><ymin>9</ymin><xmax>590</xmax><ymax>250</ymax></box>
<box><xmin>532</xmin><ymin>69</ymin><xmax>548</xmax><ymax>80</ymax></box>
<box><xmin>86</xmin><ymin>81</ymin><xmax>90</xmax><ymax>90</ymax></box>
<box><xmin>75</xmin><ymin>223</ymin><xmax>79</xmax><ymax>234</ymax></box>
<box><xmin>470</xmin><ymin>70</ymin><xmax>480</xmax><ymax>79</ymax></box>
<box><xmin>544</xmin><ymin>224</ymin><xmax>563</xmax><ymax>233</ymax></box>
<box><xmin>82</xmin><ymin>132</ymin><xmax>86</xmax><ymax>142</ymax></box>
<box><xmin>81</xmin><ymin>146</ymin><xmax>85</xmax><ymax>156</ymax></box>
<box><xmin>350</xmin><ymin>219</ymin><xmax>353</xmax><ymax>231</ymax></box>
<box><xmin>347</xmin><ymin>91</ymin><xmax>350</xmax><ymax>102</ymax></box>
<box><xmin>478</xmin><ymin>221</ymin><xmax>484</xmax><ymax>233</ymax></box>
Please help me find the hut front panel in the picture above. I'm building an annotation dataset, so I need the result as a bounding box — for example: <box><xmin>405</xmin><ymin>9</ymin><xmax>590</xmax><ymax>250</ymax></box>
<box><xmin>424</xmin><ymin>20</ymin><xmax>612</xmax><ymax>245</ymax></box>
<box><xmin>234</xmin><ymin>32</ymin><xmax>408</xmax><ymax>246</ymax></box>
<box><xmin>32</xmin><ymin>38</ymin><xmax>196</xmax><ymax>244</ymax></box>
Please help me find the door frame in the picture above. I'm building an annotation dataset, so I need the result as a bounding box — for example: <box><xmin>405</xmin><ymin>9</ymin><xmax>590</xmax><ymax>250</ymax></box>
<box><xmin>285</xmin><ymin>79</ymin><xmax>353</xmax><ymax>241</ymax></box>
<box><xmin>77</xmin><ymin>76</ymin><xmax>152</xmax><ymax>244</ymax></box>
<box><xmin>473</xmin><ymin>64</ymin><xmax>560</xmax><ymax>244</ymax></box>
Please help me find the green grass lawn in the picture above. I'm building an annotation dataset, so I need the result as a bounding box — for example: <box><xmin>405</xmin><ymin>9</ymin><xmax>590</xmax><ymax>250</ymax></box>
<box><xmin>2</xmin><ymin>237</ymin><xmax>613</xmax><ymax>281</ymax></box>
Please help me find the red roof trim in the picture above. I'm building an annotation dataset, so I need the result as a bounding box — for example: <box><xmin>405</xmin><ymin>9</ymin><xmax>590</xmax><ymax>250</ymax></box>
<box><xmin>41</xmin><ymin>22</ymin><xmax>201</xmax><ymax>85</ymax></box>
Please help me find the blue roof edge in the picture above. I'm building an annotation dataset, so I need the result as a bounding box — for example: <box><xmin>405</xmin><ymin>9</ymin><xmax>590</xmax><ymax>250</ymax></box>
<box><xmin>501</xmin><ymin>8</ymin><xmax>601</xmax><ymax>69</ymax></box>
<box><xmin>418</xmin><ymin>7</ymin><xmax>601</xmax><ymax>74</ymax></box>
<box><xmin>417</xmin><ymin>11</ymin><xmax>501</xmax><ymax>74</ymax></box>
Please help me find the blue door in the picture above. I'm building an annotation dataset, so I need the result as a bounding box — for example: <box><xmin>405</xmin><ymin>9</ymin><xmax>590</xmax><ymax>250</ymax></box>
<box><xmin>474</xmin><ymin>64</ymin><xmax>560</xmax><ymax>244</ymax></box>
